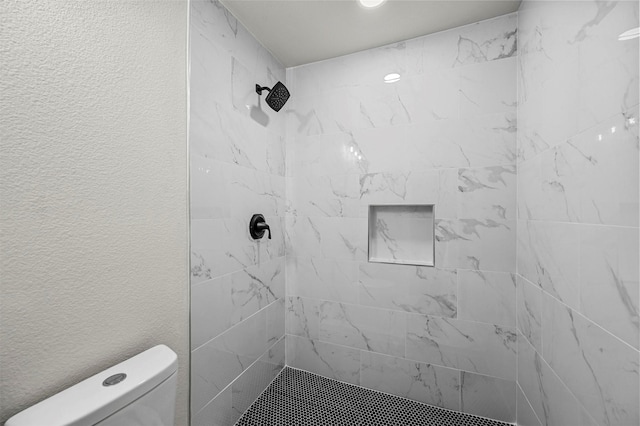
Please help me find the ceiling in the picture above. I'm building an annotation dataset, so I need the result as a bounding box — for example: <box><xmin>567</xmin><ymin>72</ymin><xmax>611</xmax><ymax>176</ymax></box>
<box><xmin>219</xmin><ymin>0</ymin><xmax>522</xmax><ymax>67</ymax></box>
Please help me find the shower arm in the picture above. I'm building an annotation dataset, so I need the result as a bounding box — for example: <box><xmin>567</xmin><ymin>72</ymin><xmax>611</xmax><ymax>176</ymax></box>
<box><xmin>255</xmin><ymin>84</ymin><xmax>272</xmax><ymax>95</ymax></box>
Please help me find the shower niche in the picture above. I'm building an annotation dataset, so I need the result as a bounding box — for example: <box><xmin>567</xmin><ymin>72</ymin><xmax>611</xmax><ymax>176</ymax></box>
<box><xmin>368</xmin><ymin>204</ymin><xmax>435</xmax><ymax>267</ymax></box>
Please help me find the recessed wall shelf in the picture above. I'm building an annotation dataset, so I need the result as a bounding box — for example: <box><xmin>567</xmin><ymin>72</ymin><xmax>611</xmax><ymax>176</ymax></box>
<box><xmin>368</xmin><ymin>204</ymin><xmax>435</xmax><ymax>267</ymax></box>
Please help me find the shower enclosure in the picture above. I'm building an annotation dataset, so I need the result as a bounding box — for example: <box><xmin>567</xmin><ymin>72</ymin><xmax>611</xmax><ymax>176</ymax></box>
<box><xmin>189</xmin><ymin>0</ymin><xmax>639</xmax><ymax>424</ymax></box>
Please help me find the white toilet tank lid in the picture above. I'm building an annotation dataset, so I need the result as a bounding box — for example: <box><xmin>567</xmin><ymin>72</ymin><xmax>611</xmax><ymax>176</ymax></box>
<box><xmin>5</xmin><ymin>344</ymin><xmax>178</xmax><ymax>426</ymax></box>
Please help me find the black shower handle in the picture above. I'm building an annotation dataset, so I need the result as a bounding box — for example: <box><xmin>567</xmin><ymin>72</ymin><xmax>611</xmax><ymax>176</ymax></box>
<box><xmin>249</xmin><ymin>214</ymin><xmax>271</xmax><ymax>240</ymax></box>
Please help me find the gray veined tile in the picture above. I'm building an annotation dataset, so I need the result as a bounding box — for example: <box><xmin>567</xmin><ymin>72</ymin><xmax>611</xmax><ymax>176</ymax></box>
<box><xmin>517</xmin><ymin>332</ymin><xmax>597</xmax><ymax>426</ymax></box>
<box><xmin>191</xmin><ymin>309</ymin><xmax>269</xmax><ymax>414</ymax></box>
<box><xmin>579</xmin><ymin>224</ymin><xmax>639</xmax><ymax>349</ymax></box>
<box><xmin>359</xmin><ymin>262</ymin><xmax>457</xmax><ymax>318</ymax></box>
<box><xmin>459</xmin><ymin>57</ymin><xmax>517</xmax><ymax>118</ymax></box>
<box><xmin>457</xmin><ymin>165</ymin><xmax>517</xmax><ymax>221</ymax></box>
<box><xmin>356</xmin><ymin>80</ymin><xmax>414</xmax><ymax>129</ymax></box>
<box><xmin>516</xmin><ymin>274</ymin><xmax>542</xmax><ymax>353</ymax></box>
<box><xmin>191</xmin><ymin>275</ymin><xmax>232</xmax><ymax>350</ymax></box>
<box><xmin>460</xmin><ymin>372</ymin><xmax>516</xmax><ymax>423</ymax></box>
<box><xmin>192</xmin><ymin>386</ymin><xmax>238</xmax><ymax>426</ymax></box>
<box><xmin>285</xmin><ymin>256</ymin><xmax>359</xmax><ymax>304</ymax></box>
<box><xmin>318</xmin><ymin>301</ymin><xmax>405</xmax><ymax>357</ymax></box>
<box><xmin>285</xmin><ymin>335</ymin><xmax>361</xmax><ymax>385</ymax></box>
<box><xmin>457</xmin><ymin>270</ymin><xmax>516</xmax><ymax>327</ymax></box>
<box><xmin>360</xmin><ymin>351</ymin><xmax>460</xmax><ymax>411</ymax></box>
<box><xmin>286</xmin><ymin>296</ymin><xmax>320</xmax><ymax>340</ymax></box>
<box><xmin>266</xmin><ymin>298</ymin><xmax>285</xmax><ymax>346</ymax></box>
<box><xmin>452</xmin><ymin>12</ymin><xmax>517</xmax><ymax>67</ymax></box>
<box><xmin>542</xmin><ymin>294</ymin><xmax>639</xmax><ymax>425</ymax></box>
<box><xmin>231</xmin><ymin>338</ymin><xmax>285</xmax><ymax>418</ymax></box>
<box><xmin>516</xmin><ymin>220</ymin><xmax>580</xmax><ymax>310</ymax></box>
<box><xmin>516</xmin><ymin>384</ymin><xmax>542</xmax><ymax>426</ymax></box>
<box><xmin>456</xmin><ymin>218</ymin><xmax>516</xmax><ymax>273</ymax></box>
<box><xmin>406</xmin><ymin>314</ymin><xmax>516</xmax><ymax>380</ymax></box>
<box><xmin>291</xmin><ymin>174</ymin><xmax>360</xmax><ymax>218</ymax></box>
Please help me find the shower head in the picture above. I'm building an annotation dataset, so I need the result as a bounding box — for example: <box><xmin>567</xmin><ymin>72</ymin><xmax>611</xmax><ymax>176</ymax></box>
<box><xmin>255</xmin><ymin>81</ymin><xmax>290</xmax><ymax>112</ymax></box>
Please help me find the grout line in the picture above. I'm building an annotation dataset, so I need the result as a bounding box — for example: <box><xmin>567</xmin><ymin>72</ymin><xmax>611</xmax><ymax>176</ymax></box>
<box><xmin>517</xmin><ymin>271</ymin><xmax>639</xmax><ymax>353</ymax></box>
<box><xmin>286</xmin><ymin>333</ymin><xmax>514</xmax><ymax>382</ymax></box>
<box><xmin>192</xmin><ymin>297</ymin><xmax>285</xmax><ymax>353</ymax></box>
<box><xmin>515</xmin><ymin>217</ymin><xmax>640</xmax><ymax>230</ymax></box>
<box><xmin>516</xmin><ymin>382</ymin><xmax>543</xmax><ymax>426</ymax></box>
<box><xmin>193</xmin><ymin>335</ymin><xmax>286</xmax><ymax>418</ymax></box>
<box><xmin>517</xmin><ymin>329</ymin><xmax>601</xmax><ymax>426</ymax></box>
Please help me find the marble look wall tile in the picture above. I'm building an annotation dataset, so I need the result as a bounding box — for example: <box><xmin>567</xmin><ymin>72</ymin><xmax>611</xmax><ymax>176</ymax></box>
<box><xmin>231</xmin><ymin>337</ymin><xmax>285</xmax><ymax>418</ymax></box>
<box><xmin>286</xmin><ymin>296</ymin><xmax>319</xmax><ymax>340</ymax></box>
<box><xmin>227</xmin><ymin>165</ymin><xmax>285</xmax><ymax>219</ymax></box>
<box><xmin>291</xmin><ymin>89</ymin><xmax>359</xmax><ymax>136</ymax></box>
<box><xmin>434</xmin><ymin>219</ymin><xmax>460</xmax><ymax>268</ymax></box>
<box><xmin>517</xmin><ymin>384</ymin><xmax>542</xmax><ymax>426</ymax></box>
<box><xmin>286</xmin><ymin>217</ymin><xmax>367</xmax><ymax>262</ymax></box>
<box><xmin>567</xmin><ymin>110</ymin><xmax>639</xmax><ymax>227</ymax></box>
<box><xmin>460</xmin><ymin>372</ymin><xmax>516</xmax><ymax>423</ymax></box>
<box><xmin>406</xmin><ymin>113</ymin><xmax>516</xmax><ymax>170</ymax></box>
<box><xmin>191</xmin><ymin>217</ymin><xmax>285</xmax><ymax>283</ymax></box>
<box><xmin>396</xmin><ymin>68</ymin><xmax>461</xmax><ymax>124</ymax></box>
<box><xmin>516</xmin><ymin>274</ymin><xmax>542</xmax><ymax>353</ymax></box>
<box><xmin>360</xmin><ymin>351</ymin><xmax>460</xmax><ymax>410</ymax></box>
<box><xmin>460</xmin><ymin>57</ymin><xmax>517</xmax><ymax>118</ymax></box>
<box><xmin>191</xmin><ymin>276</ymin><xmax>232</xmax><ymax>350</ymax></box>
<box><xmin>191</xmin><ymin>258</ymin><xmax>285</xmax><ymax>349</ymax></box>
<box><xmin>574</xmin><ymin>0</ymin><xmax>639</xmax><ymax>131</ymax></box>
<box><xmin>406</xmin><ymin>314</ymin><xmax>516</xmax><ymax>380</ymax></box>
<box><xmin>542</xmin><ymin>293</ymin><xmax>639</xmax><ymax>425</ymax></box>
<box><xmin>356</xmin><ymin>80</ymin><xmax>418</xmax><ymax>129</ymax></box>
<box><xmin>190</xmin><ymin>155</ymin><xmax>229</xmax><ymax>220</ymax></box>
<box><xmin>192</xmin><ymin>387</ymin><xmax>238</xmax><ymax>426</ymax></box>
<box><xmin>358</xmin><ymin>170</ymin><xmax>441</xmax><ymax>206</ymax></box>
<box><xmin>285</xmin><ymin>256</ymin><xmax>359</xmax><ymax>304</ymax></box>
<box><xmin>286</xmin><ymin>335</ymin><xmax>361</xmax><ymax>385</ymax></box>
<box><xmin>191</xmin><ymin>308</ymin><xmax>269</xmax><ymax>413</ymax></box>
<box><xmin>291</xmin><ymin>133</ymin><xmax>364</xmax><ymax>177</ymax></box>
<box><xmin>266</xmin><ymin>134</ymin><xmax>286</xmax><ymax>177</ymax></box>
<box><xmin>457</xmin><ymin>165</ymin><xmax>517</xmax><ymax>221</ymax></box>
<box><xmin>438</xmin><ymin>219</ymin><xmax>516</xmax><ymax>272</ymax></box>
<box><xmin>518</xmin><ymin>110</ymin><xmax>639</xmax><ymax>226</ymax></box>
<box><xmin>189</xmin><ymin>25</ymin><xmax>231</xmax><ymax>108</ymax></box>
<box><xmin>457</xmin><ymin>270</ymin><xmax>515</xmax><ymax>327</ymax></box>
<box><xmin>318</xmin><ymin>301</ymin><xmax>405</xmax><ymax>357</ymax></box>
<box><xmin>517</xmin><ymin>332</ymin><xmax>597</xmax><ymax>426</ymax></box>
<box><xmin>191</xmin><ymin>1</ymin><xmax>283</xmax><ymax>88</ymax></box>
<box><xmin>266</xmin><ymin>299</ymin><xmax>285</xmax><ymax>346</ymax></box>
<box><xmin>580</xmin><ymin>224</ymin><xmax>639</xmax><ymax>349</ymax></box>
<box><xmin>405</xmin><ymin>12</ymin><xmax>516</xmax><ymax>75</ymax></box>
<box><xmin>350</xmin><ymin>126</ymin><xmax>412</xmax><ymax>174</ymax></box>
<box><xmin>517</xmin><ymin>220</ymin><xmax>580</xmax><ymax>310</ymax></box>
<box><xmin>289</xmin><ymin>174</ymin><xmax>360</xmax><ymax>218</ymax></box>
<box><xmin>358</xmin><ymin>262</ymin><xmax>457</xmax><ymax>318</ymax></box>
<box><xmin>229</xmin><ymin>259</ymin><xmax>285</xmax><ymax>323</ymax></box>
<box><xmin>517</xmin><ymin>4</ymin><xmax>581</xmax><ymax>160</ymax></box>
<box><xmin>450</xmin><ymin>13</ymin><xmax>518</xmax><ymax>68</ymax></box>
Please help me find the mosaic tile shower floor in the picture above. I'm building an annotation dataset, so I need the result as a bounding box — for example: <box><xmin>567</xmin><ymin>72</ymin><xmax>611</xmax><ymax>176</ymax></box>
<box><xmin>236</xmin><ymin>367</ymin><xmax>512</xmax><ymax>426</ymax></box>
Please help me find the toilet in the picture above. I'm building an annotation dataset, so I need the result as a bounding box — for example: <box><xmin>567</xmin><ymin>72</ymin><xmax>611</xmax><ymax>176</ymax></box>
<box><xmin>5</xmin><ymin>345</ymin><xmax>178</xmax><ymax>426</ymax></box>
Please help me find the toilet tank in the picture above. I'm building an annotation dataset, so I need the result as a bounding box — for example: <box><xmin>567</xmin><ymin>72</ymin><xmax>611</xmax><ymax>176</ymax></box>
<box><xmin>5</xmin><ymin>345</ymin><xmax>178</xmax><ymax>426</ymax></box>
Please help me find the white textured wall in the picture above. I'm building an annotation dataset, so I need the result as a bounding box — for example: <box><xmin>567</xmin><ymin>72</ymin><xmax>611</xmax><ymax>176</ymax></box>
<box><xmin>0</xmin><ymin>1</ymin><xmax>189</xmax><ymax>424</ymax></box>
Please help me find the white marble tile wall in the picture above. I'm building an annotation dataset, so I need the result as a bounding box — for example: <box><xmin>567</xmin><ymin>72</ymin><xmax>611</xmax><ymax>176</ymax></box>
<box><xmin>189</xmin><ymin>1</ymin><xmax>286</xmax><ymax>424</ymax></box>
<box><xmin>516</xmin><ymin>1</ymin><xmax>639</xmax><ymax>425</ymax></box>
<box><xmin>285</xmin><ymin>13</ymin><xmax>518</xmax><ymax>423</ymax></box>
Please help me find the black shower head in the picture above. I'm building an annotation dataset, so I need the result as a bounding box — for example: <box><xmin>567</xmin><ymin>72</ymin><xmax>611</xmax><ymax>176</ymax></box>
<box><xmin>255</xmin><ymin>81</ymin><xmax>290</xmax><ymax>112</ymax></box>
